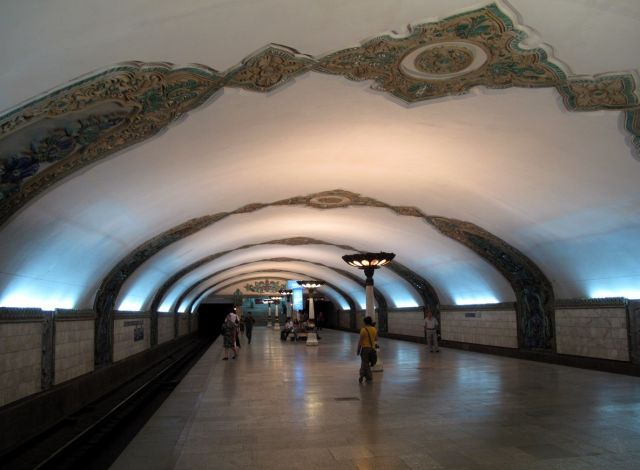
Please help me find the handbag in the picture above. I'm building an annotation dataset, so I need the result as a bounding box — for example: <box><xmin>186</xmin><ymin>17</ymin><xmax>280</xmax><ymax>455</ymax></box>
<box><xmin>365</xmin><ymin>327</ymin><xmax>378</xmax><ymax>367</ymax></box>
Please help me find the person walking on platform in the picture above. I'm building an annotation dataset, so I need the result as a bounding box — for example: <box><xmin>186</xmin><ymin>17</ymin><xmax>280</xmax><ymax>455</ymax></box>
<box><xmin>357</xmin><ymin>316</ymin><xmax>377</xmax><ymax>383</ymax></box>
<box><xmin>424</xmin><ymin>308</ymin><xmax>440</xmax><ymax>353</ymax></box>
<box><xmin>244</xmin><ymin>311</ymin><xmax>255</xmax><ymax>344</ymax></box>
<box><xmin>222</xmin><ymin>313</ymin><xmax>238</xmax><ymax>360</ymax></box>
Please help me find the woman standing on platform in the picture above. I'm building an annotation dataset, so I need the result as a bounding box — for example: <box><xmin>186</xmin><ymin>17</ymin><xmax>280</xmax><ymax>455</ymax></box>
<box><xmin>357</xmin><ymin>316</ymin><xmax>377</xmax><ymax>383</ymax></box>
<box><xmin>221</xmin><ymin>313</ymin><xmax>238</xmax><ymax>360</ymax></box>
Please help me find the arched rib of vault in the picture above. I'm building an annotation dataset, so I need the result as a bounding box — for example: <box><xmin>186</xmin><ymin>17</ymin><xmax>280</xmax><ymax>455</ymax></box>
<box><xmin>176</xmin><ymin>259</ymin><xmax>375</xmax><ymax>311</ymax></box>
<box><xmin>106</xmin><ymin>189</ymin><xmax>512</xmax><ymax>317</ymax></box>
<box><xmin>171</xmin><ymin>259</ymin><xmax>388</xmax><ymax>320</ymax></box>
<box><xmin>426</xmin><ymin>216</ymin><xmax>555</xmax><ymax>350</ymax></box>
<box><xmin>2</xmin><ymin>2</ymin><xmax>640</xmax><ymax>228</ymax></box>
<box><xmin>150</xmin><ymin>240</ymin><xmax>430</xmax><ymax>315</ymax></box>
<box><xmin>188</xmin><ymin>271</ymin><xmax>355</xmax><ymax>314</ymax></box>
<box><xmin>93</xmin><ymin>190</ymin><xmax>530</xmax><ymax>363</ymax></box>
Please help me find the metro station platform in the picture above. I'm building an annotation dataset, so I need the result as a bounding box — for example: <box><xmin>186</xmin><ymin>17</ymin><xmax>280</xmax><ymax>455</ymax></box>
<box><xmin>112</xmin><ymin>328</ymin><xmax>640</xmax><ymax>470</ymax></box>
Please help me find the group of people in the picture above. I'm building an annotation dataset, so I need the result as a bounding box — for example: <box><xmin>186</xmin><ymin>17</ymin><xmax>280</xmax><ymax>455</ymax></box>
<box><xmin>356</xmin><ymin>308</ymin><xmax>440</xmax><ymax>383</ymax></box>
<box><xmin>281</xmin><ymin>317</ymin><xmax>300</xmax><ymax>341</ymax></box>
<box><xmin>221</xmin><ymin>311</ymin><xmax>256</xmax><ymax>360</ymax></box>
<box><xmin>223</xmin><ymin>308</ymin><xmax>440</xmax><ymax>379</ymax></box>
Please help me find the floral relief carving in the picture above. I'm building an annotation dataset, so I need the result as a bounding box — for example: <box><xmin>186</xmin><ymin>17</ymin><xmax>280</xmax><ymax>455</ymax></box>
<box><xmin>315</xmin><ymin>4</ymin><xmax>565</xmax><ymax>103</ymax></box>
<box><xmin>558</xmin><ymin>75</ymin><xmax>639</xmax><ymax>111</ymax></box>
<box><xmin>225</xmin><ymin>46</ymin><xmax>314</xmax><ymax>92</ymax></box>
<box><xmin>0</xmin><ymin>63</ymin><xmax>223</xmax><ymax>225</ymax></box>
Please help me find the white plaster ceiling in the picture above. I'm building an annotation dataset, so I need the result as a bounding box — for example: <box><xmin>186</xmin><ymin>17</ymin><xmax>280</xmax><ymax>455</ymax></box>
<box><xmin>1</xmin><ymin>0</ymin><xmax>640</xmax><ymax>311</ymax></box>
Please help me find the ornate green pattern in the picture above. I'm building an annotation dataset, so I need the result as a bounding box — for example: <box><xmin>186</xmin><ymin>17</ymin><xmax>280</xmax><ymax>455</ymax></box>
<box><xmin>415</xmin><ymin>46</ymin><xmax>474</xmax><ymax>75</ymax></box>
<box><xmin>224</xmin><ymin>45</ymin><xmax>315</xmax><ymax>92</ymax></box>
<box><xmin>315</xmin><ymin>4</ymin><xmax>566</xmax><ymax>102</ymax></box>
<box><xmin>1</xmin><ymin>3</ymin><xmax>640</xmax><ymax>227</ymax></box>
<box><xmin>557</xmin><ymin>74</ymin><xmax>639</xmax><ymax>111</ymax></box>
<box><xmin>0</xmin><ymin>63</ymin><xmax>222</xmax><ymax>227</ymax></box>
<box><xmin>624</xmin><ymin>110</ymin><xmax>640</xmax><ymax>156</ymax></box>
<box><xmin>426</xmin><ymin>216</ymin><xmax>555</xmax><ymax>350</ymax></box>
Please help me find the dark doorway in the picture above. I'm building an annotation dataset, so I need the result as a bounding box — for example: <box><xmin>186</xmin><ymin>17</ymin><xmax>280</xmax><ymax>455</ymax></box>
<box><xmin>197</xmin><ymin>303</ymin><xmax>233</xmax><ymax>341</ymax></box>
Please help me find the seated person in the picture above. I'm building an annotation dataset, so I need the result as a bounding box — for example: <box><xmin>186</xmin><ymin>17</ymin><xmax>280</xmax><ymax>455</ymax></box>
<box><xmin>282</xmin><ymin>317</ymin><xmax>296</xmax><ymax>341</ymax></box>
<box><xmin>292</xmin><ymin>319</ymin><xmax>302</xmax><ymax>341</ymax></box>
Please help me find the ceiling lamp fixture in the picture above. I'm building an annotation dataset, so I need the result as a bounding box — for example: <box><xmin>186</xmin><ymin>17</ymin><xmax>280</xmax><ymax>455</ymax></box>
<box><xmin>279</xmin><ymin>289</ymin><xmax>294</xmax><ymax>321</ymax></box>
<box><xmin>263</xmin><ymin>298</ymin><xmax>274</xmax><ymax>328</ymax></box>
<box><xmin>270</xmin><ymin>296</ymin><xmax>283</xmax><ymax>330</ymax></box>
<box><xmin>342</xmin><ymin>252</ymin><xmax>395</xmax><ymax>371</ymax></box>
<box><xmin>296</xmin><ymin>280</ymin><xmax>325</xmax><ymax>346</ymax></box>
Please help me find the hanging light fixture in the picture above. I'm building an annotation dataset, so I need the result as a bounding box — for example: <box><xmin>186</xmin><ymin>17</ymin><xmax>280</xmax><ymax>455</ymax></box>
<box><xmin>342</xmin><ymin>252</ymin><xmax>395</xmax><ymax>370</ymax></box>
<box><xmin>296</xmin><ymin>280</ymin><xmax>325</xmax><ymax>346</ymax></box>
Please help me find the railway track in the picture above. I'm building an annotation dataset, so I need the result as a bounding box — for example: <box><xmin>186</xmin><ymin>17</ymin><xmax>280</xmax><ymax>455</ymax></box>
<box><xmin>2</xmin><ymin>337</ymin><xmax>212</xmax><ymax>470</ymax></box>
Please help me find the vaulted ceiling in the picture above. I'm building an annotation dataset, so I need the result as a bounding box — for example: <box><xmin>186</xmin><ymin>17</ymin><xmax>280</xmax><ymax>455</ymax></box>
<box><xmin>1</xmin><ymin>0</ymin><xmax>639</xmax><ymax>318</ymax></box>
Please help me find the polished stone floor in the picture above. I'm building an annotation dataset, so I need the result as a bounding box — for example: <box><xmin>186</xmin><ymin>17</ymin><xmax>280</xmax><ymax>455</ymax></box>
<box><xmin>111</xmin><ymin>328</ymin><xmax>640</xmax><ymax>470</ymax></box>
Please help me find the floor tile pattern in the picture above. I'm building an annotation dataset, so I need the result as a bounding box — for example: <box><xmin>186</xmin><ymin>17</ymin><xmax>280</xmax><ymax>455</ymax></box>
<box><xmin>111</xmin><ymin>329</ymin><xmax>640</xmax><ymax>469</ymax></box>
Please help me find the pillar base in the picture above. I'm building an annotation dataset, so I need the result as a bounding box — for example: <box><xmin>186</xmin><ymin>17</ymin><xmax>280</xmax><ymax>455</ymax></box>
<box><xmin>306</xmin><ymin>332</ymin><xmax>319</xmax><ymax>346</ymax></box>
<box><xmin>267</xmin><ymin>321</ymin><xmax>272</xmax><ymax>328</ymax></box>
<box><xmin>273</xmin><ymin>322</ymin><xmax>281</xmax><ymax>331</ymax></box>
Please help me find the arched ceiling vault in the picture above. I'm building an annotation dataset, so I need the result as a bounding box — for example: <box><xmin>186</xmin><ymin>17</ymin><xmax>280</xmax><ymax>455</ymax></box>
<box><xmin>147</xmin><ymin>239</ymin><xmax>434</xmax><ymax>315</ymax></box>
<box><xmin>171</xmin><ymin>259</ymin><xmax>388</xmax><ymax>315</ymax></box>
<box><xmin>188</xmin><ymin>272</ymin><xmax>357</xmax><ymax>314</ymax></box>
<box><xmin>0</xmin><ymin>2</ymin><xmax>638</xmax><ymax>228</ymax></box>
<box><xmin>1</xmin><ymin>1</ymin><xmax>640</xmax><ymax>357</ymax></box>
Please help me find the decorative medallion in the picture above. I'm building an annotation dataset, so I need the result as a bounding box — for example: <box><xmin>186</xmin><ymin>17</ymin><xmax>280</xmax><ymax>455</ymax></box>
<box><xmin>224</xmin><ymin>45</ymin><xmax>314</xmax><ymax>92</ymax></box>
<box><xmin>309</xmin><ymin>194</ymin><xmax>352</xmax><ymax>208</ymax></box>
<box><xmin>316</xmin><ymin>4</ymin><xmax>566</xmax><ymax>103</ymax></box>
<box><xmin>414</xmin><ymin>44</ymin><xmax>475</xmax><ymax>75</ymax></box>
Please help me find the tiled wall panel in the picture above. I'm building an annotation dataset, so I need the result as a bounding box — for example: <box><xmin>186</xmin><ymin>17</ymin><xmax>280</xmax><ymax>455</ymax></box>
<box><xmin>0</xmin><ymin>322</ymin><xmax>42</xmax><ymax>406</ymax></box>
<box><xmin>113</xmin><ymin>317</ymin><xmax>150</xmax><ymax>362</ymax></box>
<box><xmin>54</xmin><ymin>319</ymin><xmax>94</xmax><ymax>384</ymax></box>
<box><xmin>556</xmin><ymin>307</ymin><xmax>629</xmax><ymax>361</ymax></box>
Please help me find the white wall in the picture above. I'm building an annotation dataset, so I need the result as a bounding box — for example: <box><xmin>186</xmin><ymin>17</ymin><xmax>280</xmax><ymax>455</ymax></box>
<box><xmin>338</xmin><ymin>310</ymin><xmax>351</xmax><ymax>329</ymax></box>
<box><xmin>113</xmin><ymin>316</ymin><xmax>150</xmax><ymax>362</ymax></box>
<box><xmin>556</xmin><ymin>307</ymin><xmax>629</xmax><ymax>361</ymax></box>
<box><xmin>178</xmin><ymin>313</ymin><xmax>189</xmax><ymax>337</ymax></box>
<box><xmin>388</xmin><ymin>309</ymin><xmax>423</xmax><ymax>337</ymax></box>
<box><xmin>54</xmin><ymin>318</ymin><xmax>94</xmax><ymax>384</ymax></box>
<box><xmin>158</xmin><ymin>314</ymin><xmax>175</xmax><ymax>344</ymax></box>
<box><xmin>440</xmin><ymin>308</ymin><xmax>518</xmax><ymax>348</ymax></box>
<box><xmin>0</xmin><ymin>320</ymin><xmax>42</xmax><ymax>406</ymax></box>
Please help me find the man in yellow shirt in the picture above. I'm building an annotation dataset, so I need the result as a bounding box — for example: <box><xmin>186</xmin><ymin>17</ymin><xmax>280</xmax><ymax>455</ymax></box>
<box><xmin>358</xmin><ymin>316</ymin><xmax>378</xmax><ymax>383</ymax></box>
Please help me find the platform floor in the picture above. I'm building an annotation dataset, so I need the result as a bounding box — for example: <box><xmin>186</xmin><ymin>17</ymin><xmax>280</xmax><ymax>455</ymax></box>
<box><xmin>111</xmin><ymin>328</ymin><xmax>640</xmax><ymax>470</ymax></box>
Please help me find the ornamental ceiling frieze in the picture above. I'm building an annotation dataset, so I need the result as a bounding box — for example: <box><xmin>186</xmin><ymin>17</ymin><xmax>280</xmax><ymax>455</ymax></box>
<box><xmin>1</xmin><ymin>3</ymin><xmax>639</xmax><ymax>224</ymax></box>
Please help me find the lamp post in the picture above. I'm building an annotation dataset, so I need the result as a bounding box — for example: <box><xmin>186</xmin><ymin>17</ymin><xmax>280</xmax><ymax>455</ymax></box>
<box><xmin>279</xmin><ymin>289</ymin><xmax>293</xmax><ymax>322</ymax></box>
<box><xmin>342</xmin><ymin>252</ymin><xmax>395</xmax><ymax>370</ymax></box>
<box><xmin>296</xmin><ymin>280</ymin><xmax>325</xmax><ymax>346</ymax></box>
<box><xmin>263</xmin><ymin>298</ymin><xmax>274</xmax><ymax>327</ymax></box>
<box><xmin>270</xmin><ymin>295</ymin><xmax>283</xmax><ymax>330</ymax></box>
